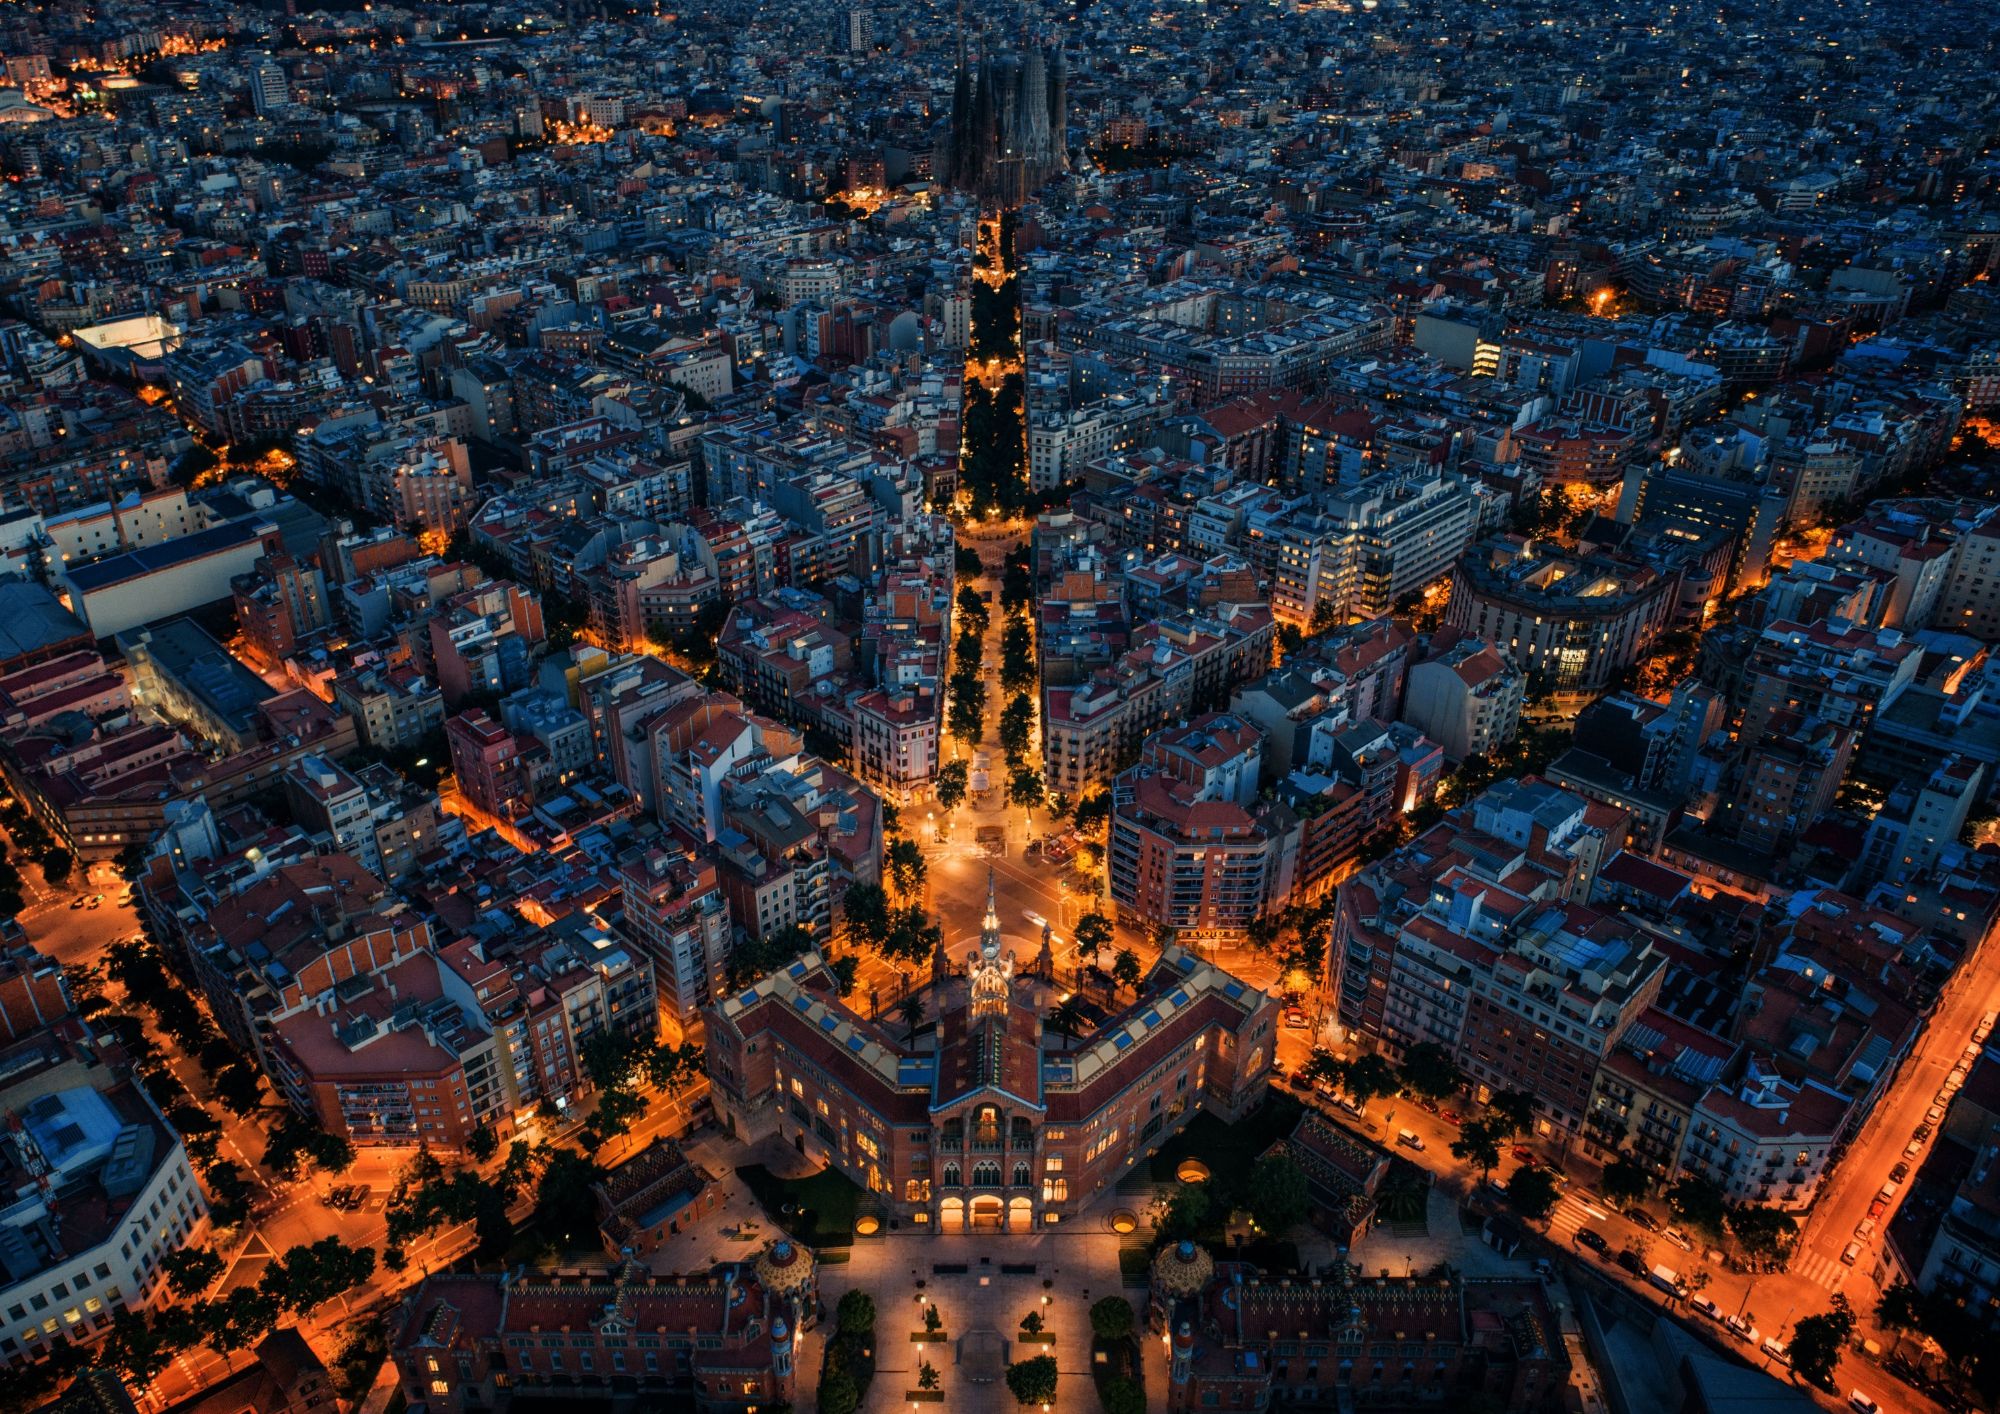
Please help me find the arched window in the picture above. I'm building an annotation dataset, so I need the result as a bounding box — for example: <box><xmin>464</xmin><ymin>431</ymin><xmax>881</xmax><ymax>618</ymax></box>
<box><xmin>1042</xmin><ymin>1177</ymin><xmax>1068</xmax><ymax>1202</ymax></box>
<box><xmin>943</xmin><ymin>1163</ymin><xmax>961</xmax><ymax>1188</ymax></box>
<box><xmin>1012</xmin><ymin>1162</ymin><xmax>1031</xmax><ymax>1188</ymax></box>
<box><xmin>972</xmin><ymin>1161</ymin><xmax>1001</xmax><ymax>1187</ymax></box>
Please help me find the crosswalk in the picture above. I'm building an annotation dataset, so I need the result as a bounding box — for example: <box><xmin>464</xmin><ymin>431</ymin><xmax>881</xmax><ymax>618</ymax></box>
<box><xmin>1548</xmin><ymin>1192</ymin><xmax>1611</xmax><ymax>1242</ymax></box>
<box><xmin>1787</xmin><ymin>1247</ymin><xmax>1851</xmax><ymax>1295</ymax></box>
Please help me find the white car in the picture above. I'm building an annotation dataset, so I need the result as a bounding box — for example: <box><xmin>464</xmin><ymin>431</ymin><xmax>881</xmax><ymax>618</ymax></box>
<box><xmin>1662</xmin><ymin>1226</ymin><xmax>1693</xmax><ymax>1252</ymax></box>
<box><xmin>1848</xmin><ymin>1393</ymin><xmax>1879</xmax><ymax>1414</ymax></box>
<box><xmin>1689</xmin><ymin>1296</ymin><xmax>1723</xmax><ymax>1321</ymax></box>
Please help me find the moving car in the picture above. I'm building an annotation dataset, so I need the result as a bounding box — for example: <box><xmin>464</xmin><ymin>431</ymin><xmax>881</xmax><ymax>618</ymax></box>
<box><xmin>1283</xmin><ymin>1008</ymin><xmax>1309</xmax><ymax>1029</ymax></box>
<box><xmin>1396</xmin><ymin>1129</ymin><xmax>1425</xmax><ymax>1150</ymax></box>
<box><xmin>1848</xmin><ymin>1393</ymin><xmax>1880</xmax><ymax>1413</ymax></box>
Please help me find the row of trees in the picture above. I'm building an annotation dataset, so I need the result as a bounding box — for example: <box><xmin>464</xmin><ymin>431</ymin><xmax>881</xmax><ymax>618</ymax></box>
<box><xmin>90</xmin><ymin>1236</ymin><xmax>375</xmax><ymax>1387</ymax></box>
<box><xmin>99</xmin><ymin>937</ymin><xmax>353</xmax><ymax>1227</ymax></box>
<box><xmin>0</xmin><ymin>791</ymin><xmax>72</xmax><ymax>895</ymax></box>
<box><xmin>996</xmin><ymin>544</ymin><xmax>1047</xmax><ymax>815</ymax></box>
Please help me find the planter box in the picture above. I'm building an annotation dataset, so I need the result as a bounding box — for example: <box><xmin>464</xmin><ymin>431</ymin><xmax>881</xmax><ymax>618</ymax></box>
<box><xmin>910</xmin><ymin>1332</ymin><xmax>949</xmax><ymax>1343</ymax></box>
<box><xmin>1017</xmin><ymin>1333</ymin><xmax>1057</xmax><ymax>1345</ymax></box>
<box><xmin>906</xmin><ymin>1393</ymin><xmax>945</xmax><ymax>1403</ymax></box>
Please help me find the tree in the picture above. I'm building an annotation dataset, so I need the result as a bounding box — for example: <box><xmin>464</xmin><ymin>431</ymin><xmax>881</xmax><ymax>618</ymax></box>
<box><xmin>1724</xmin><ymin>1205</ymin><xmax>1798</xmax><ymax>1268</ymax></box>
<box><xmin>1001</xmin><ymin>561</ymin><xmax>1035</xmax><ymax>613</ymax></box>
<box><xmin>1073</xmin><ymin>912</ymin><xmax>1112</xmax><ymax>965</ymax></box>
<box><xmin>1506</xmin><ymin>1166</ymin><xmax>1560</xmax><ymax>1223</ymax></box>
<box><xmin>1601</xmin><ymin>1158</ymin><xmax>1650</xmax><ymax>1207</ymax></box>
<box><xmin>1247</xmin><ymin>1151</ymin><xmax>1310</xmax><ymax>1235</ymax></box>
<box><xmin>1111</xmin><ymin>947</ymin><xmax>1143</xmax><ymax>996</ymax></box>
<box><xmin>955</xmin><ymin>545</ymin><xmax>983</xmax><ymax>580</ymax></box>
<box><xmin>999</xmin><ymin>693</ymin><xmax>1036</xmax><ymax>762</ymax></box>
<box><xmin>214</xmin><ymin>1061</ymin><xmax>264</xmax><ymax>1116</ymax></box>
<box><xmin>843</xmin><ymin>881</ymin><xmax>891</xmax><ymax>949</ymax></box>
<box><xmin>899</xmin><ymin>993</ymin><xmax>926</xmax><ymax>1044</ymax></box>
<box><xmin>1160</xmin><ymin>1182</ymin><xmax>1211</xmax><ymax>1241</ymax></box>
<box><xmin>535</xmin><ymin>1149</ymin><xmax>606</xmax><ymax>1251</ymax></box>
<box><xmin>1101</xmin><ymin>1376</ymin><xmax>1146</xmax><ymax>1414</ymax></box>
<box><xmin>882</xmin><ymin>904</ymin><xmax>943</xmax><ymax>966</ymax></box>
<box><xmin>1090</xmin><ymin>1296</ymin><xmax>1135</xmax><ymax>1342</ymax></box>
<box><xmin>836</xmin><ymin>1289</ymin><xmax>876</xmax><ymax>1337</ymax></box>
<box><xmin>1301</xmin><ymin>1047</ymin><xmax>1345</xmax><ymax>1091</ymax></box>
<box><xmin>205</xmin><ymin>1285</ymin><xmax>278</xmax><ymax>1353</ymax></box>
<box><xmin>1397</xmin><ymin>1041</ymin><xmax>1463</xmax><ymax>1102</ymax></box>
<box><xmin>41</xmin><ymin>848</ymin><xmax>73</xmax><ymax>884</ymax></box>
<box><xmin>1341</xmin><ymin>1053</ymin><xmax>1400</xmax><ymax>1112</ymax></box>
<box><xmin>1788</xmin><ymin>1294</ymin><xmax>1855</xmax><ymax>1389</ymax></box>
<box><xmin>919</xmin><ymin>1359</ymin><xmax>940</xmax><ymax>1390</ymax></box>
<box><xmin>1486</xmin><ymin>1090</ymin><xmax>1536</xmax><ymax>1138</ymax></box>
<box><xmin>161</xmin><ymin>1245</ymin><xmax>225</xmax><ymax>1300</ymax></box>
<box><xmin>1666</xmin><ymin>1175</ymin><xmax>1728</xmax><ymax>1239</ymax></box>
<box><xmin>1875</xmin><ymin>1282</ymin><xmax>1925</xmax><ymax>1333</ymax></box>
<box><xmin>1005</xmin><ymin>1353</ymin><xmax>1059</xmax><ymax>1407</ymax></box>
<box><xmin>956</xmin><ymin>584</ymin><xmax>991</xmax><ymax>633</ymax></box>
<box><xmin>1008</xmin><ymin>765</ymin><xmax>1045</xmax><ymax>813</ymax></box>
<box><xmin>924</xmin><ymin>1301</ymin><xmax>943</xmax><ymax>1335</ymax></box>
<box><xmin>1020</xmin><ymin>1310</ymin><xmax>1045</xmax><ymax>1336</ymax></box>
<box><xmin>1450</xmin><ymin>1118</ymin><xmax>1504</xmax><ymax>1186</ymax></box>
<box><xmin>887</xmin><ymin>837</ymin><xmax>927</xmax><ymax>898</ymax></box>
<box><xmin>818</xmin><ymin>1370</ymin><xmax>860</xmax><ymax>1414</ymax></box>
<box><xmin>828</xmin><ymin>954</ymin><xmax>859</xmax><ymax>997</ymax></box>
<box><xmin>1047</xmin><ymin>995</ymin><xmax>1086</xmax><ymax>1051</ymax></box>
<box><xmin>262</xmin><ymin>1236</ymin><xmax>376</xmax><ymax>1313</ymax></box>
<box><xmin>935</xmin><ymin>759</ymin><xmax>969</xmax><ymax>811</ymax></box>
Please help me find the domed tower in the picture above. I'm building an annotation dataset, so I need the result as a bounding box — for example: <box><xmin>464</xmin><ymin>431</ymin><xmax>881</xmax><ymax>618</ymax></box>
<box><xmin>769</xmin><ymin>1315</ymin><xmax>793</xmax><ymax>1382</ymax></box>
<box><xmin>1171</xmin><ymin>1319</ymin><xmax>1195</xmax><ymax>1388</ymax></box>
<box><xmin>755</xmin><ymin>1238</ymin><xmax>818</xmax><ymax>1332</ymax></box>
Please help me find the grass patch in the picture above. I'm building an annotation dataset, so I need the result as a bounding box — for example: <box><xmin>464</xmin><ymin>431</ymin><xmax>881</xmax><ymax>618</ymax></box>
<box><xmin>737</xmin><ymin>1163</ymin><xmax>864</xmax><ymax>1248</ymax></box>
<box><xmin>1146</xmin><ymin>1094</ymin><xmax>1303</xmax><ymax>1191</ymax></box>
<box><xmin>1118</xmin><ymin>1245</ymin><xmax>1153</xmax><ymax>1285</ymax></box>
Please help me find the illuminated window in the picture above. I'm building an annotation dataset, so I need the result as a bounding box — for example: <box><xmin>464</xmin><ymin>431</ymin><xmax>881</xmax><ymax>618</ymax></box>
<box><xmin>430</xmin><ymin>1381</ymin><xmax>449</xmax><ymax>1396</ymax></box>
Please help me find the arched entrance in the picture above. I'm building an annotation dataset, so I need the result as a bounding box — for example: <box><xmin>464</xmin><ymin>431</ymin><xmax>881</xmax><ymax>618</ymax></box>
<box><xmin>1007</xmin><ymin>1197</ymin><xmax>1033</xmax><ymax>1231</ymax></box>
<box><xmin>970</xmin><ymin>1195</ymin><xmax>1004</xmax><ymax>1230</ymax></box>
<box><xmin>939</xmin><ymin>1197</ymin><xmax>965</xmax><ymax>1233</ymax></box>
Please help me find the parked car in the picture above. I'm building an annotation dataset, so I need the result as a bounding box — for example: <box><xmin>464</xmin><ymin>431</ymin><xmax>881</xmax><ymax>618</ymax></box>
<box><xmin>1689</xmin><ymin>1296</ymin><xmax>1724</xmax><ymax>1321</ymax></box>
<box><xmin>1867</xmin><ymin>1199</ymin><xmax>1887</xmax><ymax>1222</ymax></box>
<box><xmin>1663</xmin><ymin>1225</ymin><xmax>1693</xmax><ymax>1252</ymax></box>
<box><xmin>1396</xmin><ymin>1129</ymin><xmax>1425</xmax><ymax>1151</ymax></box>
<box><xmin>1761</xmin><ymin>1337</ymin><xmax>1790</xmax><ymax>1366</ymax></box>
<box><xmin>1575</xmin><ymin>1228</ymin><xmax>1609</xmax><ymax>1255</ymax></box>
<box><xmin>1511</xmin><ymin>1145</ymin><xmax>1536</xmax><ymax>1164</ymax></box>
<box><xmin>1915</xmin><ymin>1123</ymin><xmax>1934</xmax><ymax>1141</ymax></box>
<box><xmin>1841</xmin><ymin>1241</ymin><xmax>1864</xmax><ymax>1266</ymax></box>
<box><xmin>1616</xmin><ymin>1249</ymin><xmax>1647</xmax><ymax>1277</ymax></box>
<box><xmin>1849</xmin><ymin>1392</ymin><xmax>1880</xmax><ymax>1414</ymax></box>
<box><xmin>1854</xmin><ymin>1218</ymin><xmax>1877</xmax><ymax>1241</ymax></box>
<box><xmin>1627</xmin><ymin>1208</ymin><xmax>1661</xmax><ymax>1232</ymax></box>
<box><xmin>1725</xmin><ymin>1315</ymin><xmax>1757</xmax><ymax>1344</ymax></box>
<box><xmin>1283</xmin><ymin>1008</ymin><xmax>1309</xmax><ymax>1029</ymax></box>
<box><xmin>1438</xmin><ymin>1109</ymin><xmax>1463</xmax><ymax>1127</ymax></box>
<box><xmin>1925</xmin><ymin>1105</ymin><xmax>1946</xmax><ymax>1124</ymax></box>
<box><xmin>1904</xmin><ymin>1137</ymin><xmax>1924</xmax><ymax>1158</ymax></box>
<box><xmin>1890</xmin><ymin>1162</ymin><xmax>1909</xmax><ymax>1184</ymax></box>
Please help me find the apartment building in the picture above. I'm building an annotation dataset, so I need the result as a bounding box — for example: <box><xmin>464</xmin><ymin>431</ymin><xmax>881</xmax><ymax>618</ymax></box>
<box><xmin>1400</xmin><ymin>634</ymin><xmax>1524</xmax><ymax>763</ymax></box>
<box><xmin>1107</xmin><ymin>716</ymin><xmax>1298</xmax><ymax>944</ymax></box>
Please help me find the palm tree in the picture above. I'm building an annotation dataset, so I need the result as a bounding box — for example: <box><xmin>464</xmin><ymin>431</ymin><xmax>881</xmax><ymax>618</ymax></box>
<box><xmin>899</xmin><ymin>994</ymin><xmax>925</xmax><ymax>1045</ymax></box>
<box><xmin>1047</xmin><ymin>996</ymin><xmax>1085</xmax><ymax>1051</ymax></box>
